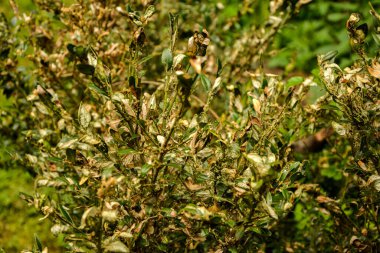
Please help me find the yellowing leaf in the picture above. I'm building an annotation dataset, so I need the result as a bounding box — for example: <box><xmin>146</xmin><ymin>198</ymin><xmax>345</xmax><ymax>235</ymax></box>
<box><xmin>78</xmin><ymin>103</ymin><xmax>91</xmax><ymax>129</ymax></box>
<box><xmin>144</xmin><ymin>5</ymin><xmax>155</xmax><ymax>20</ymax></box>
<box><xmin>104</xmin><ymin>240</ymin><xmax>129</xmax><ymax>253</ymax></box>
<box><xmin>173</xmin><ymin>53</ymin><xmax>187</xmax><ymax>69</ymax></box>
<box><xmin>332</xmin><ymin>121</ymin><xmax>346</xmax><ymax>136</ymax></box>
<box><xmin>190</xmin><ymin>57</ymin><xmax>202</xmax><ymax>74</ymax></box>
<box><xmin>184</xmin><ymin>178</ymin><xmax>204</xmax><ymax>191</ymax></box>
<box><xmin>57</xmin><ymin>137</ymin><xmax>78</xmax><ymax>149</ymax></box>
<box><xmin>252</xmin><ymin>98</ymin><xmax>261</xmax><ymax>114</ymax></box>
<box><xmin>246</xmin><ymin>152</ymin><xmax>275</xmax><ymax>177</ymax></box>
<box><xmin>262</xmin><ymin>197</ymin><xmax>278</xmax><ymax>220</ymax></box>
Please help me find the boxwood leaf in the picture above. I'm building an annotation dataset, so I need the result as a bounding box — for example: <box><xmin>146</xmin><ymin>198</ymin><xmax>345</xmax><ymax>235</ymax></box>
<box><xmin>200</xmin><ymin>74</ymin><xmax>211</xmax><ymax>91</ymax></box>
<box><xmin>144</xmin><ymin>5</ymin><xmax>155</xmax><ymax>20</ymax></box>
<box><xmin>34</xmin><ymin>234</ymin><xmax>43</xmax><ymax>252</ymax></box>
<box><xmin>161</xmin><ymin>48</ymin><xmax>173</xmax><ymax>70</ymax></box>
<box><xmin>286</xmin><ymin>76</ymin><xmax>304</xmax><ymax>89</ymax></box>
<box><xmin>118</xmin><ymin>148</ymin><xmax>137</xmax><ymax>155</ymax></box>
<box><xmin>78</xmin><ymin>103</ymin><xmax>91</xmax><ymax>129</ymax></box>
<box><xmin>59</xmin><ymin>204</ymin><xmax>74</xmax><ymax>225</ymax></box>
<box><xmin>77</xmin><ymin>64</ymin><xmax>95</xmax><ymax>75</ymax></box>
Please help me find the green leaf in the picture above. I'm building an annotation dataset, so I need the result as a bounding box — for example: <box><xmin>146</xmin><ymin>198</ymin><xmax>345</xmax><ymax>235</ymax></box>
<box><xmin>118</xmin><ymin>148</ymin><xmax>137</xmax><ymax>155</ymax></box>
<box><xmin>67</xmin><ymin>44</ymin><xmax>87</xmax><ymax>58</ymax></box>
<box><xmin>59</xmin><ymin>204</ymin><xmax>74</xmax><ymax>225</ymax></box>
<box><xmin>34</xmin><ymin>234</ymin><xmax>43</xmax><ymax>252</ymax></box>
<box><xmin>235</xmin><ymin>226</ymin><xmax>245</xmax><ymax>240</ymax></box>
<box><xmin>217</xmin><ymin>58</ymin><xmax>223</xmax><ymax>77</ymax></box>
<box><xmin>141</xmin><ymin>164</ymin><xmax>152</xmax><ymax>176</ymax></box>
<box><xmin>320</xmin><ymin>103</ymin><xmax>341</xmax><ymax>111</ymax></box>
<box><xmin>89</xmin><ymin>83</ymin><xmax>108</xmax><ymax>97</ymax></box>
<box><xmin>128</xmin><ymin>76</ymin><xmax>136</xmax><ymax>88</ymax></box>
<box><xmin>225</xmin><ymin>220</ymin><xmax>235</xmax><ymax>228</ymax></box>
<box><xmin>0</xmin><ymin>90</ymin><xmax>13</xmax><ymax>109</ymax></box>
<box><xmin>167</xmin><ymin>163</ymin><xmax>182</xmax><ymax>169</ymax></box>
<box><xmin>46</xmin><ymin>156</ymin><xmax>63</xmax><ymax>163</ymax></box>
<box><xmin>138</xmin><ymin>54</ymin><xmax>154</xmax><ymax>65</ymax></box>
<box><xmin>372</xmin><ymin>33</ymin><xmax>380</xmax><ymax>46</ymax></box>
<box><xmin>321</xmin><ymin>166</ymin><xmax>342</xmax><ymax>180</ymax></box>
<box><xmin>200</xmin><ymin>74</ymin><xmax>211</xmax><ymax>91</ymax></box>
<box><xmin>246</xmin><ymin>226</ymin><xmax>262</xmax><ymax>235</ymax></box>
<box><xmin>160</xmin><ymin>208</ymin><xmax>176</xmax><ymax>217</ymax></box>
<box><xmin>66</xmin><ymin>148</ymin><xmax>76</xmax><ymax>163</ymax></box>
<box><xmin>286</xmin><ymin>76</ymin><xmax>304</xmax><ymax>89</ymax></box>
<box><xmin>77</xmin><ymin>64</ymin><xmax>95</xmax><ymax>75</ymax></box>
<box><xmin>320</xmin><ymin>50</ymin><xmax>338</xmax><ymax>62</ymax></box>
<box><xmin>161</xmin><ymin>48</ymin><xmax>173</xmax><ymax>70</ymax></box>
<box><xmin>67</xmin><ymin>43</ymin><xmax>75</xmax><ymax>54</ymax></box>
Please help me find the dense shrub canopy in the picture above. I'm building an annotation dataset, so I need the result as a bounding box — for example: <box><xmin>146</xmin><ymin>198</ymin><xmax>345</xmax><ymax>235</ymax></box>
<box><xmin>0</xmin><ymin>0</ymin><xmax>379</xmax><ymax>252</ymax></box>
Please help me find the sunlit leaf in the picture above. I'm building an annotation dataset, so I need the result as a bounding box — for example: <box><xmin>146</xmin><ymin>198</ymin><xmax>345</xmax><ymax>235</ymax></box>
<box><xmin>173</xmin><ymin>54</ymin><xmax>187</xmax><ymax>69</ymax></box>
<box><xmin>252</xmin><ymin>98</ymin><xmax>261</xmax><ymax>114</ymax></box>
<box><xmin>78</xmin><ymin>103</ymin><xmax>91</xmax><ymax>129</ymax></box>
<box><xmin>104</xmin><ymin>240</ymin><xmax>129</xmax><ymax>253</ymax></box>
<box><xmin>332</xmin><ymin>121</ymin><xmax>346</xmax><ymax>135</ymax></box>
<box><xmin>144</xmin><ymin>5</ymin><xmax>155</xmax><ymax>20</ymax></box>
<box><xmin>57</xmin><ymin>136</ymin><xmax>78</xmax><ymax>149</ymax></box>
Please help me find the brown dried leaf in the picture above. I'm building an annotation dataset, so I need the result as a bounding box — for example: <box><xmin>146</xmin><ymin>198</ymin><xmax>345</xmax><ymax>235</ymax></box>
<box><xmin>368</xmin><ymin>61</ymin><xmax>380</xmax><ymax>78</ymax></box>
<box><xmin>184</xmin><ymin>178</ymin><xmax>204</xmax><ymax>191</ymax></box>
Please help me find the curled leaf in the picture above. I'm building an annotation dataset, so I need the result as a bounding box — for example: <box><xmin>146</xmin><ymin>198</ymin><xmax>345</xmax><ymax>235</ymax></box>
<box><xmin>173</xmin><ymin>53</ymin><xmax>187</xmax><ymax>69</ymax></box>
<box><xmin>368</xmin><ymin>61</ymin><xmax>380</xmax><ymax>78</ymax></box>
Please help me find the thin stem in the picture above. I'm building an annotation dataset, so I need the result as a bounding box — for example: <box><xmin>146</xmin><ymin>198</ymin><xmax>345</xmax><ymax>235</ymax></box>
<box><xmin>190</xmin><ymin>95</ymin><xmax>220</xmax><ymax>119</ymax></box>
<box><xmin>152</xmin><ymin>102</ymin><xmax>184</xmax><ymax>185</ymax></box>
